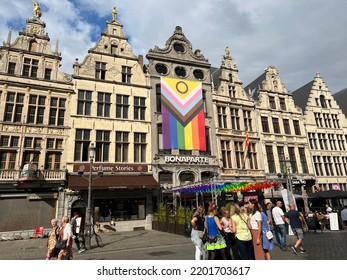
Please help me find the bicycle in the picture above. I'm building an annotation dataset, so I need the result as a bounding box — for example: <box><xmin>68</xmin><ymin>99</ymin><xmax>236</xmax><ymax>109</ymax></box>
<box><xmin>79</xmin><ymin>224</ymin><xmax>104</xmax><ymax>249</ymax></box>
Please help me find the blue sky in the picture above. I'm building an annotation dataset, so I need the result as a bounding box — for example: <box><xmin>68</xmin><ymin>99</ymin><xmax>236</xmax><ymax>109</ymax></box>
<box><xmin>1</xmin><ymin>0</ymin><xmax>347</xmax><ymax>93</ymax></box>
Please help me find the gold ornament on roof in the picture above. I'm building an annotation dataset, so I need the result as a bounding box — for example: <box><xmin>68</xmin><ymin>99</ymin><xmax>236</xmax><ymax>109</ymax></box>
<box><xmin>32</xmin><ymin>0</ymin><xmax>42</xmax><ymax>19</ymax></box>
<box><xmin>225</xmin><ymin>46</ymin><xmax>230</xmax><ymax>57</ymax></box>
<box><xmin>112</xmin><ymin>7</ymin><xmax>117</xmax><ymax>21</ymax></box>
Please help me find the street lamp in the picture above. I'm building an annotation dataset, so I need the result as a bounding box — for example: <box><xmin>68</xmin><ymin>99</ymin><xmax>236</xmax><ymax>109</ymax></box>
<box><xmin>285</xmin><ymin>159</ymin><xmax>294</xmax><ymax>205</ymax></box>
<box><xmin>84</xmin><ymin>142</ymin><xmax>96</xmax><ymax>250</ymax></box>
<box><xmin>278</xmin><ymin>155</ymin><xmax>294</xmax><ymax>204</ymax></box>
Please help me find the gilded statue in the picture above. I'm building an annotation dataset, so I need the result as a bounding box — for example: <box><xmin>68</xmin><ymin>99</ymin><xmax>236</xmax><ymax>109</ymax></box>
<box><xmin>225</xmin><ymin>46</ymin><xmax>230</xmax><ymax>57</ymax></box>
<box><xmin>112</xmin><ymin>7</ymin><xmax>117</xmax><ymax>21</ymax></box>
<box><xmin>32</xmin><ymin>0</ymin><xmax>42</xmax><ymax>19</ymax></box>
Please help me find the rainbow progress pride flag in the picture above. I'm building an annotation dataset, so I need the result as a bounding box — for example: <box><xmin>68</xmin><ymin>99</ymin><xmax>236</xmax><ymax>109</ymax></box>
<box><xmin>161</xmin><ymin>77</ymin><xmax>206</xmax><ymax>150</ymax></box>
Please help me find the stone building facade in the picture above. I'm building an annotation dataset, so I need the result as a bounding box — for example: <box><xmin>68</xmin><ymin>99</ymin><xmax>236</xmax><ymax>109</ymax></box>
<box><xmin>245</xmin><ymin>66</ymin><xmax>316</xmax><ymax>205</ymax></box>
<box><xmin>211</xmin><ymin>48</ymin><xmax>265</xmax><ymax>188</ymax></box>
<box><xmin>64</xmin><ymin>14</ymin><xmax>158</xmax><ymax>231</ymax></box>
<box><xmin>292</xmin><ymin>73</ymin><xmax>347</xmax><ymax>192</ymax></box>
<box><xmin>2</xmin><ymin>5</ymin><xmax>347</xmax><ymax>233</ymax></box>
<box><xmin>146</xmin><ymin>26</ymin><xmax>219</xmax><ymax>203</ymax></box>
<box><xmin>0</xmin><ymin>12</ymin><xmax>73</xmax><ymax>232</ymax></box>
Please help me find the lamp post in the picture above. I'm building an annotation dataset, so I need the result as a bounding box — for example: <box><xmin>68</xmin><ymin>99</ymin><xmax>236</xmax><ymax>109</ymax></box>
<box><xmin>84</xmin><ymin>143</ymin><xmax>96</xmax><ymax>250</ymax></box>
<box><xmin>286</xmin><ymin>159</ymin><xmax>294</xmax><ymax>205</ymax></box>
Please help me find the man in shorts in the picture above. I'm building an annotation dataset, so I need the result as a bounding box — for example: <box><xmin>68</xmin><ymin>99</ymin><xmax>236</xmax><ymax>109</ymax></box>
<box><xmin>286</xmin><ymin>203</ymin><xmax>306</xmax><ymax>254</ymax></box>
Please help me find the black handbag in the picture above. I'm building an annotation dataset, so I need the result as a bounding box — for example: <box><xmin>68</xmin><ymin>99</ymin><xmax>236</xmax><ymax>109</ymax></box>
<box><xmin>56</xmin><ymin>238</ymin><xmax>67</xmax><ymax>249</ymax></box>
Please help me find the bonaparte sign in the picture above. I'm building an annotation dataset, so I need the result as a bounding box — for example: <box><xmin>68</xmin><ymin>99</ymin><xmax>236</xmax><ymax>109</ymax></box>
<box><xmin>73</xmin><ymin>163</ymin><xmax>148</xmax><ymax>173</ymax></box>
<box><xmin>164</xmin><ymin>156</ymin><xmax>209</xmax><ymax>164</ymax></box>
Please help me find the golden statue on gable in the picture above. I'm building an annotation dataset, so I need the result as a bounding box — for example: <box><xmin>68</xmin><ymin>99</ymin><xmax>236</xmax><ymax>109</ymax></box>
<box><xmin>32</xmin><ymin>0</ymin><xmax>42</xmax><ymax>19</ymax></box>
<box><xmin>112</xmin><ymin>7</ymin><xmax>117</xmax><ymax>21</ymax></box>
<box><xmin>225</xmin><ymin>46</ymin><xmax>230</xmax><ymax>57</ymax></box>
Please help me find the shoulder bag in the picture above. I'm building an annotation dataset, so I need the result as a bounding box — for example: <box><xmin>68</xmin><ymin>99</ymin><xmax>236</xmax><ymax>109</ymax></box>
<box><xmin>265</xmin><ymin>230</ymin><xmax>273</xmax><ymax>240</ymax></box>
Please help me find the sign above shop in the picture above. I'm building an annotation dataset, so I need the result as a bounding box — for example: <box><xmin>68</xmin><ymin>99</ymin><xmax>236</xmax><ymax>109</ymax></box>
<box><xmin>292</xmin><ymin>179</ymin><xmax>306</xmax><ymax>185</ymax></box>
<box><xmin>73</xmin><ymin>163</ymin><xmax>148</xmax><ymax>173</ymax></box>
<box><xmin>164</xmin><ymin>156</ymin><xmax>209</xmax><ymax>164</ymax></box>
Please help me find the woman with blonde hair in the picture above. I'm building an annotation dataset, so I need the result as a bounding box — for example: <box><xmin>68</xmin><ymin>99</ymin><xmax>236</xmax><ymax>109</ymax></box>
<box><xmin>231</xmin><ymin>203</ymin><xmax>254</xmax><ymax>260</ymax></box>
<box><xmin>191</xmin><ymin>206</ymin><xmax>206</xmax><ymax>260</ymax></box>
<box><xmin>57</xmin><ymin>216</ymin><xmax>73</xmax><ymax>260</ymax></box>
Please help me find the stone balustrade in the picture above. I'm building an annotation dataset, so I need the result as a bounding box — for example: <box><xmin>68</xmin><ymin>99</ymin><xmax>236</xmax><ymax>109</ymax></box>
<box><xmin>0</xmin><ymin>170</ymin><xmax>66</xmax><ymax>181</ymax></box>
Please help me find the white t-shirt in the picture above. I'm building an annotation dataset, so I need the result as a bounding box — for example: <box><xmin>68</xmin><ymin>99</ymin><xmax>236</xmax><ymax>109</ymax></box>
<box><xmin>63</xmin><ymin>223</ymin><xmax>73</xmax><ymax>240</ymax></box>
<box><xmin>249</xmin><ymin>211</ymin><xmax>262</xmax><ymax>229</ymax></box>
<box><xmin>272</xmin><ymin>206</ymin><xmax>285</xmax><ymax>225</ymax></box>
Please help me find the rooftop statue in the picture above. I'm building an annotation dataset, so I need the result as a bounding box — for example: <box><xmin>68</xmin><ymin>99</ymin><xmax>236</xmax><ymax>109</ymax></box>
<box><xmin>112</xmin><ymin>6</ymin><xmax>117</xmax><ymax>21</ymax></box>
<box><xmin>225</xmin><ymin>46</ymin><xmax>230</xmax><ymax>57</ymax></box>
<box><xmin>32</xmin><ymin>0</ymin><xmax>42</xmax><ymax>19</ymax></box>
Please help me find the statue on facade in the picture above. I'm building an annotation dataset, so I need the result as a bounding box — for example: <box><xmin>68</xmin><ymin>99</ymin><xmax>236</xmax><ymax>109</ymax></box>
<box><xmin>225</xmin><ymin>46</ymin><xmax>230</xmax><ymax>57</ymax></box>
<box><xmin>112</xmin><ymin>7</ymin><xmax>117</xmax><ymax>21</ymax></box>
<box><xmin>32</xmin><ymin>0</ymin><xmax>42</xmax><ymax>19</ymax></box>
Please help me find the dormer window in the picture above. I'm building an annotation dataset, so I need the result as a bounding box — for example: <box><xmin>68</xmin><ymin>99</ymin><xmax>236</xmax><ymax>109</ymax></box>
<box><xmin>95</xmin><ymin>62</ymin><xmax>106</xmax><ymax>80</ymax></box>
<box><xmin>22</xmin><ymin>58</ymin><xmax>38</xmax><ymax>78</ymax></box>
<box><xmin>122</xmin><ymin>66</ymin><xmax>132</xmax><ymax>83</ymax></box>
<box><xmin>111</xmin><ymin>45</ymin><xmax>118</xmax><ymax>55</ymax></box>
<box><xmin>44</xmin><ymin>68</ymin><xmax>52</xmax><ymax>80</ymax></box>
<box><xmin>29</xmin><ymin>41</ymin><xmax>38</xmax><ymax>52</ymax></box>
<box><xmin>8</xmin><ymin>62</ymin><xmax>16</xmax><ymax>74</ymax></box>
<box><xmin>320</xmin><ymin>95</ymin><xmax>327</xmax><ymax>108</ymax></box>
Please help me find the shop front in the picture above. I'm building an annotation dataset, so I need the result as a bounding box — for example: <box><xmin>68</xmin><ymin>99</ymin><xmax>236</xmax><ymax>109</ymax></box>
<box><xmin>67</xmin><ymin>172</ymin><xmax>160</xmax><ymax>231</ymax></box>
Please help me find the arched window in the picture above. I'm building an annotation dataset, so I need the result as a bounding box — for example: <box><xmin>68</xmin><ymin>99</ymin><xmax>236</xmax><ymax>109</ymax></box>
<box><xmin>179</xmin><ymin>171</ymin><xmax>195</xmax><ymax>184</ymax></box>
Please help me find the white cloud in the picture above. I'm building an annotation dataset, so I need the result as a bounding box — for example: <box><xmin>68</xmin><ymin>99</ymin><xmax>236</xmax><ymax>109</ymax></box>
<box><xmin>1</xmin><ymin>0</ymin><xmax>347</xmax><ymax>92</ymax></box>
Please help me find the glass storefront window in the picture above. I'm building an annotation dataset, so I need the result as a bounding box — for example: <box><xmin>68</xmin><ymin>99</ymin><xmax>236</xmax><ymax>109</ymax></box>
<box><xmin>94</xmin><ymin>198</ymin><xmax>146</xmax><ymax>221</ymax></box>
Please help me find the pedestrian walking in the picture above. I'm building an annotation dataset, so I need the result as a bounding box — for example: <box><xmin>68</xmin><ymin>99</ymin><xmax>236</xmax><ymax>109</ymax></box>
<box><xmin>190</xmin><ymin>206</ymin><xmax>206</xmax><ymax>260</ymax></box>
<box><xmin>70</xmin><ymin>212</ymin><xmax>85</xmax><ymax>253</ymax></box>
<box><xmin>265</xmin><ymin>202</ymin><xmax>274</xmax><ymax>231</ymax></box>
<box><xmin>46</xmin><ymin>218</ymin><xmax>59</xmax><ymax>260</ymax></box>
<box><xmin>57</xmin><ymin>216</ymin><xmax>73</xmax><ymax>260</ymax></box>
<box><xmin>260</xmin><ymin>209</ymin><xmax>274</xmax><ymax>260</ymax></box>
<box><xmin>286</xmin><ymin>203</ymin><xmax>306</xmax><ymax>255</ymax></box>
<box><xmin>248</xmin><ymin>199</ymin><xmax>265</xmax><ymax>260</ymax></box>
<box><xmin>272</xmin><ymin>201</ymin><xmax>289</xmax><ymax>250</ymax></box>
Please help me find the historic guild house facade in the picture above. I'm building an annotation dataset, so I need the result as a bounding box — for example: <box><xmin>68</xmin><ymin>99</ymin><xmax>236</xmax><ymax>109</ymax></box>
<box><xmin>1</xmin><ymin>5</ymin><xmax>347</xmax><ymax>233</ymax></box>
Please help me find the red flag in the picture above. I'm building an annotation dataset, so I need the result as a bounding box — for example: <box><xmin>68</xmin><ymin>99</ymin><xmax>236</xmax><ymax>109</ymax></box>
<box><xmin>244</xmin><ymin>131</ymin><xmax>249</xmax><ymax>151</ymax></box>
<box><xmin>243</xmin><ymin>131</ymin><xmax>250</xmax><ymax>169</ymax></box>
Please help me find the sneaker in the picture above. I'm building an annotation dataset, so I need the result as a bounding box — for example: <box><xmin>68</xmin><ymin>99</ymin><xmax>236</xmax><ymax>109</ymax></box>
<box><xmin>78</xmin><ymin>249</ymin><xmax>86</xmax><ymax>253</ymax></box>
<box><xmin>300</xmin><ymin>249</ymin><xmax>306</xmax><ymax>254</ymax></box>
<box><xmin>291</xmin><ymin>246</ymin><xmax>298</xmax><ymax>255</ymax></box>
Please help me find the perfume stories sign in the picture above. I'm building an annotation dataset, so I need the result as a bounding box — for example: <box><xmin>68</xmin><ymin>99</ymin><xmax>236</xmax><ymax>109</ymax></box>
<box><xmin>73</xmin><ymin>163</ymin><xmax>148</xmax><ymax>173</ymax></box>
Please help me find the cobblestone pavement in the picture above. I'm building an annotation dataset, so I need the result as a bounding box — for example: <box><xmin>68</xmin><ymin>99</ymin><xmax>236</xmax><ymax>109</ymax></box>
<box><xmin>0</xmin><ymin>228</ymin><xmax>346</xmax><ymax>260</ymax></box>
